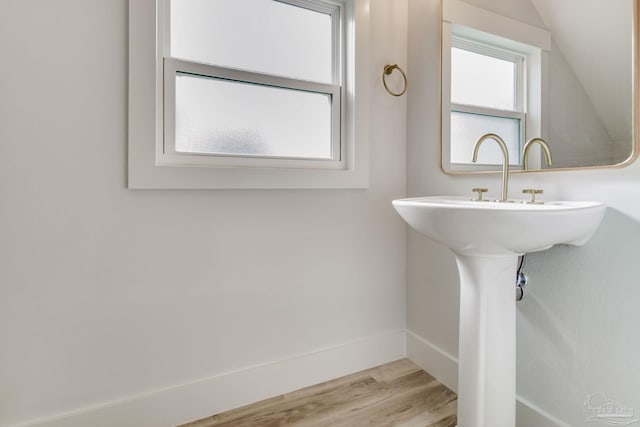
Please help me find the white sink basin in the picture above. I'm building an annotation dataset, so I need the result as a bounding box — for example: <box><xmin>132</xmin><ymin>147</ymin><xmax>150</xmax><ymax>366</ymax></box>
<box><xmin>392</xmin><ymin>195</ymin><xmax>605</xmax><ymax>427</ymax></box>
<box><xmin>393</xmin><ymin>196</ymin><xmax>605</xmax><ymax>256</ymax></box>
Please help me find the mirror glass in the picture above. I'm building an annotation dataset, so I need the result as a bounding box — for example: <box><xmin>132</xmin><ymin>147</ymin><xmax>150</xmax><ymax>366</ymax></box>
<box><xmin>441</xmin><ymin>0</ymin><xmax>637</xmax><ymax>172</ymax></box>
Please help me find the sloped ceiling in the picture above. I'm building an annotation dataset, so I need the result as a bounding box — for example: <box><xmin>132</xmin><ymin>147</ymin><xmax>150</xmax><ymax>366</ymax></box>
<box><xmin>530</xmin><ymin>0</ymin><xmax>633</xmax><ymax>142</ymax></box>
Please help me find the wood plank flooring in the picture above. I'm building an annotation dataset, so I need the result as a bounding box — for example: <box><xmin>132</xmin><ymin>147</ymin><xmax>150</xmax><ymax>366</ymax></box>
<box><xmin>180</xmin><ymin>359</ymin><xmax>457</xmax><ymax>427</ymax></box>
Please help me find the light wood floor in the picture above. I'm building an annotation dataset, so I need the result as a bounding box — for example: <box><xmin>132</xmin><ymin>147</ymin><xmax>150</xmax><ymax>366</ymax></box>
<box><xmin>180</xmin><ymin>359</ymin><xmax>457</xmax><ymax>427</ymax></box>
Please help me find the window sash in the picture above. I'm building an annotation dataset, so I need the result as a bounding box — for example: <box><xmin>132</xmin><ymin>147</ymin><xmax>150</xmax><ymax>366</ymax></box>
<box><xmin>451</xmin><ymin>36</ymin><xmax>525</xmax><ymax>113</ymax></box>
<box><xmin>164</xmin><ymin>0</ymin><xmax>343</xmax><ymax>85</ymax></box>
<box><xmin>449</xmin><ymin>105</ymin><xmax>525</xmax><ymax>166</ymax></box>
<box><xmin>162</xmin><ymin>58</ymin><xmax>343</xmax><ymax>169</ymax></box>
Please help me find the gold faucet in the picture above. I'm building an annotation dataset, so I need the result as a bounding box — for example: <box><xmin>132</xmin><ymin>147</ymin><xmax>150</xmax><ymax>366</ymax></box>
<box><xmin>522</xmin><ymin>137</ymin><xmax>553</xmax><ymax>170</ymax></box>
<box><xmin>472</xmin><ymin>133</ymin><xmax>510</xmax><ymax>202</ymax></box>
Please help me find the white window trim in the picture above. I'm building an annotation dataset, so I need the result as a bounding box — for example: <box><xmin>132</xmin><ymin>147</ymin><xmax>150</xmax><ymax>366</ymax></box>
<box><xmin>128</xmin><ymin>0</ymin><xmax>370</xmax><ymax>189</ymax></box>
<box><xmin>442</xmin><ymin>0</ymin><xmax>551</xmax><ymax>51</ymax></box>
<box><xmin>441</xmin><ymin>0</ymin><xmax>550</xmax><ymax>173</ymax></box>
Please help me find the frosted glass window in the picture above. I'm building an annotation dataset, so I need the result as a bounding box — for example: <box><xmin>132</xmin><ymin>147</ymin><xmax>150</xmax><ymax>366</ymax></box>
<box><xmin>170</xmin><ymin>0</ymin><xmax>333</xmax><ymax>84</ymax></box>
<box><xmin>451</xmin><ymin>47</ymin><xmax>516</xmax><ymax>111</ymax></box>
<box><xmin>450</xmin><ymin>111</ymin><xmax>521</xmax><ymax>165</ymax></box>
<box><xmin>174</xmin><ymin>73</ymin><xmax>333</xmax><ymax>159</ymax></box>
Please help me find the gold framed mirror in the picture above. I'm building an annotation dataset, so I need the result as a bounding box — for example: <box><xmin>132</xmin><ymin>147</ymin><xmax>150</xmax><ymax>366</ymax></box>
<box><xmin>440</xmin><ymin>0</ymin><xmax>639</xmax><ymax>173</ymax></box>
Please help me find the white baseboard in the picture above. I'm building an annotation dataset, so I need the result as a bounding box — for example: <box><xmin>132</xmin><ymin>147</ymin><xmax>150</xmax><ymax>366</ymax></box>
<box><xmin>13</xmin><ymin>330</ymin><xmax>406</xmax><ymax>427</ymax></box>
<box><xmin>406</xmin><ymin>330</ymin><xmax>459</xmax><ymax>392</ymax></box>
<box><xmin>406</xmin><ymin>329</ymin><xmax>572</xmax><ymax>427</ymax></box>
<box><xmin>515</xmin><ymin>396</ymin><xmax>572</xmax><ymax>427</ymax></box>
<box><xmin>12</xmin><ymin>330</ymin><xmax>571</xmax><ymax>427</ymax></box>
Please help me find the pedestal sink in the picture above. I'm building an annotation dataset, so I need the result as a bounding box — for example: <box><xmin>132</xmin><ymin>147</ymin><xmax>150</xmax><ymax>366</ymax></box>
<box><xmin>392</xmin><ymin>196</ymin><xmax>605</xmax><ymax>427</ymax></box>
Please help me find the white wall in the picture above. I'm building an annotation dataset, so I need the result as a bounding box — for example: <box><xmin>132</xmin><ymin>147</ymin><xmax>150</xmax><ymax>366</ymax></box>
<box><xmin>407</xmin><ymin>0</ymin><xmax>640</xmax><ymax>425</ymax></box>
<box><xmin>547</xmin><ymin>39</ymin><xmax>616</xmax><ymax>168</ymax></box>
<box><xmin>0</xmin><ymin>1</ymin><xmax>408</xmax><ymax>426</ymax></box>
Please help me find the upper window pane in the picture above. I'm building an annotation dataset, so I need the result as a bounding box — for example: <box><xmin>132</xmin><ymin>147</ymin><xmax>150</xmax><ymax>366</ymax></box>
<box><xmin>451</xmin><ymin>47</ymin><xmax>516</xmax><ymax>111</ymax></box>
<box><xmin>169</xmin><ymin>0</ymin><xmax>334</xmax><ymax>84</ymax></box>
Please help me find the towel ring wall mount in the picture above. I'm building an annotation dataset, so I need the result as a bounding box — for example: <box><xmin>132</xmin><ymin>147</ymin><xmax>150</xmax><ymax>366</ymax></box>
<box><xmin>382</xmin><ymin>64</ymin><xmax>408</xmax><ymax>97</ymax></box>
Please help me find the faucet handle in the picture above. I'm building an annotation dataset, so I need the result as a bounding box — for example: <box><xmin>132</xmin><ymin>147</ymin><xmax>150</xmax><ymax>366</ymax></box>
<box><xmin>471</xmin><ymin>187</ymin><xmax>489</xmax><ymax>202</ymax></box>
<box><xmin>522</xmin><ymin>189</ymin><xmax>543</xmax><ymax>204</ymax></box>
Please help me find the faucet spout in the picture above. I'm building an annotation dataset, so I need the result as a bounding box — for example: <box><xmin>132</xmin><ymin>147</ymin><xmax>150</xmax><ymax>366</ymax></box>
<box><xmin>523</xmin><ymin>137</ymin><xmax>553</xmax><ymax>170</ymax></box>
<box><xmin>472</xmin><ymin>133</ymin><xmax>510</xmax><ymax>202</ymax></box>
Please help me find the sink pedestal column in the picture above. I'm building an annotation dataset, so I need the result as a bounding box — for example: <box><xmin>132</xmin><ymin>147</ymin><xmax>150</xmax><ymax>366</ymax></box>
<box><xmin>454</xmin><ymin>254</ymin><xmax>518</xmax><ymax>427</ymax></box>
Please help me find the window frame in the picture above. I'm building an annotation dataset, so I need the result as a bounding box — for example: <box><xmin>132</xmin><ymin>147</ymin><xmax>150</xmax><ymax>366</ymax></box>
<box><xmin>128</xmin><ymin>0</ymin><xmax>370</xmax><ymax>189</ymax></box>
<box><xmin>447</xmin><ymin>35</ymin><xmax>527</xmax><ymax>167</ymax></box>
<box><xmin>161</xmin><ymin>0</ymin><xmax>344</xmax><ymax>169</ymax></box>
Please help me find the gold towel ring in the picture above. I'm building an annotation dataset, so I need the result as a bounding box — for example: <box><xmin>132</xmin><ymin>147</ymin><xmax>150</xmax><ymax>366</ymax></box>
<box><xmin>383</xmin><ymin>64</ymin><xmax>407</xmax><ymax>97</ymax></box>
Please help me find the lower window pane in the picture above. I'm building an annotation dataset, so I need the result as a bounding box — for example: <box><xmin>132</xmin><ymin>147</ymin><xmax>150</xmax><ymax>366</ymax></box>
<box><xmin>450</xmin><ymin>111</ymin><xmax>521</xmax><ymax>165</ymax></box>
<box><xmin>174</xmin><ymin>72</ymin><xmax>333</xmax><ymax>159</ymax></box>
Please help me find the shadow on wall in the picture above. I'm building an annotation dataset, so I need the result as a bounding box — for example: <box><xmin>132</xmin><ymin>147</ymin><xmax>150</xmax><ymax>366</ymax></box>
<box><xmin>516</xmin><ymin>207</ymin><xmax>640</xmax><ymax>424</ymax></box>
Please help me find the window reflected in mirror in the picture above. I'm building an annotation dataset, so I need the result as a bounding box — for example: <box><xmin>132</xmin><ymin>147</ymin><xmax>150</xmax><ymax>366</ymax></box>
<box><xmin>441</xmin><ymin>0</ymin><xmax>636</xmax><ymax>173</ymax></box>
